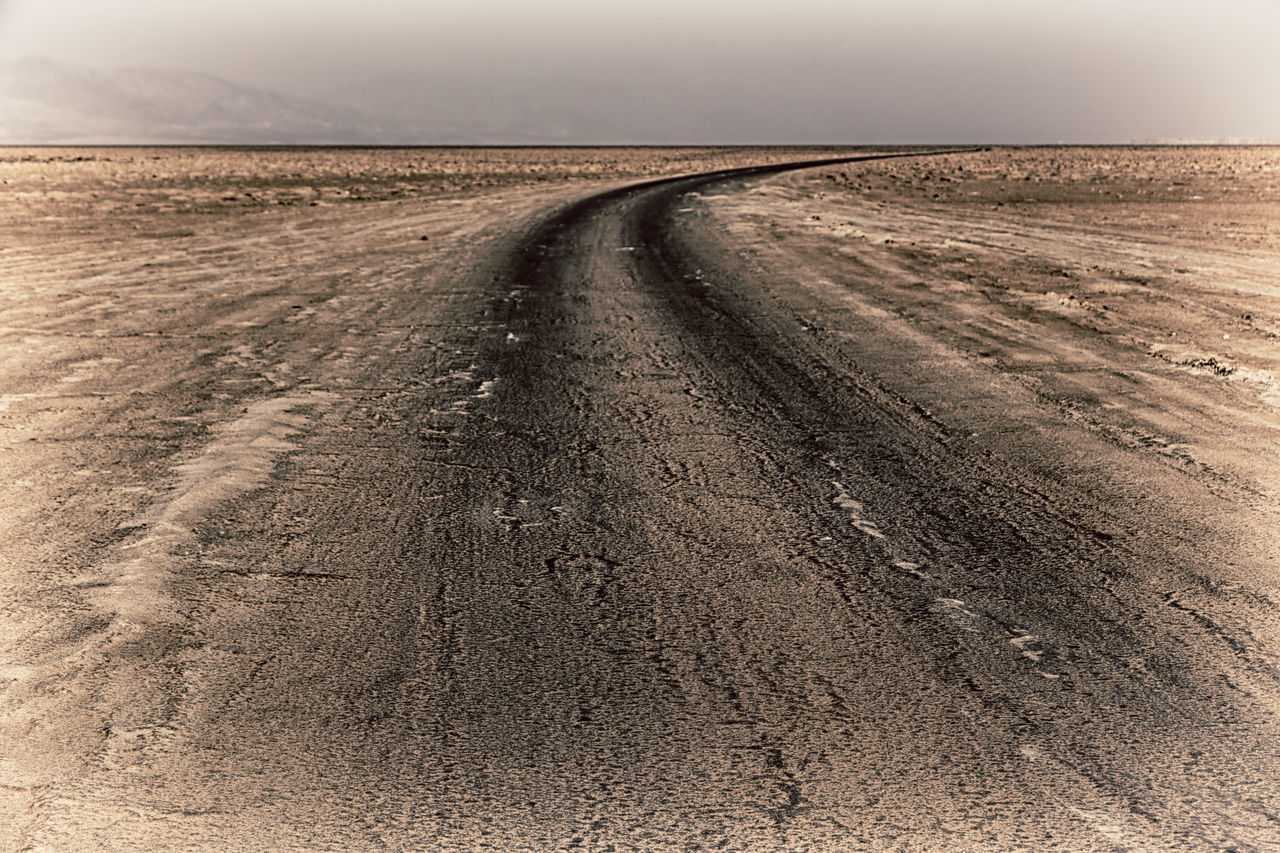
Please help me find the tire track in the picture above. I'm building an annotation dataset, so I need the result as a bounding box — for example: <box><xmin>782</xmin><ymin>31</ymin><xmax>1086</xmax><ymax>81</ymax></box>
<box><xmin>450</xmin><ymin>152</ymin><xmax>1280</xmax><ymax>849</ymax></box>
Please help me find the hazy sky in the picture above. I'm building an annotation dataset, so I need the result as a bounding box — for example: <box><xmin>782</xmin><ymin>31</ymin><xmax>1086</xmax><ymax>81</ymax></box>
<box><xmin>2</xmin><ymin>0</ymin><xmax>1279</xmax><ymax>142</ymax></box>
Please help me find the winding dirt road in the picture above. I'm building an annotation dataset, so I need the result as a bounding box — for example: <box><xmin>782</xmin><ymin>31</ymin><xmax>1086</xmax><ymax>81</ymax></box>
<box><xmin>3</xmin><ymin>148</ymin><xmax>1280</xmax><ymax>850</ymax></box>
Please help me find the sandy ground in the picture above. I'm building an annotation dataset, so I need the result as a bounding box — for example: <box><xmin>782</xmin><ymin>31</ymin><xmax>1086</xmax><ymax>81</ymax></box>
<box><xmin>1</xmin><ymin>146</ymin><xmax>1278</xmax><ymax>851</ymax></box>
<box><xmin>732</xmin><ymin>147</ymin><xmax>1280</xmax><ymax>549</ymax></box>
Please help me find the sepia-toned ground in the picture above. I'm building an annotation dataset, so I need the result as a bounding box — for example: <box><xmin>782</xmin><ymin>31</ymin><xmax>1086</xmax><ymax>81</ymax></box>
<box><xmin>2</xmin><ymin>146</ymin><xmax>1278</xmax><ymax>851</ymax></box>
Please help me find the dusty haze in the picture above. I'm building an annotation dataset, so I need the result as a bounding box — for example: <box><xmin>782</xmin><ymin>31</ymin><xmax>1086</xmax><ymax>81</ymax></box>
<box><xmin>1</xmin><ymin>0</ymin><xmax>1279</xmax><ymax>142</ymax></box>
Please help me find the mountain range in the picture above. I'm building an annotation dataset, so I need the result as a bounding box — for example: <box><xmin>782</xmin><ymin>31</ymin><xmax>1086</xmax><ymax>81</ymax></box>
<box><xmin>0</xmin><ymin>56</ymin><xmax>721</xmax><ymax>145</ymax></box>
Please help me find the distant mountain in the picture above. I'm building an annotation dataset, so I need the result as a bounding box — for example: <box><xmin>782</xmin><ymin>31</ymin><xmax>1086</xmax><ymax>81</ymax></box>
<box><xmin>0</xmin><ymin>56</ymin><xmax>774</xmax><ymax>145</ymax></box>
<box><xmin>0</xmin><ymin>57</ymin><xmax>380</xmax><ymax>144</ymax></box>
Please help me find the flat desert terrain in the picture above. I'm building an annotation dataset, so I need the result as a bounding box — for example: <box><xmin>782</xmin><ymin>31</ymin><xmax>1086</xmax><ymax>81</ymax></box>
<box><xmin>2</xmin><ymin>146</ymin><xmax>1279</xmax><ymax>851</ymax></box>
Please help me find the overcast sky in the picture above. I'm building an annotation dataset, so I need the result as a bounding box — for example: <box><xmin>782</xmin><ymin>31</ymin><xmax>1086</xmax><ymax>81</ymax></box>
<box><xmin>2</xmin><ymin>0</ymin><xmax>1278</xmax><ymax>142</ymax></box>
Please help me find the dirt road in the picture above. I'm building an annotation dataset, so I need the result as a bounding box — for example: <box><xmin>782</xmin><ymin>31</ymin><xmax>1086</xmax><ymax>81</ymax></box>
<box><xmin>3</xmin><ymin>148</ymin><xmax>1279</xmax><ymax>850</ymax></box>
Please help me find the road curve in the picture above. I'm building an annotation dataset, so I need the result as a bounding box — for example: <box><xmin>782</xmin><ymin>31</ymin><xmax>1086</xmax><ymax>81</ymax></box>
<box><xmin>426</xmin><ymin>155</ymin><xmax>1280</xmax><ymax>851</ymax></box>
<box><xmin>6</xmin><ymin>152</ymin><xmax>1279</xmax><ymax>851</ymax></box>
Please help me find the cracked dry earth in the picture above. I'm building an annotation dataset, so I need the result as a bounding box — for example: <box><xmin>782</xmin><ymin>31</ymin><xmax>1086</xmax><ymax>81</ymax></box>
<box><xmin>2</xmin><ymin>146</ymin><xmax>1280</xmax><ymax>851</ymax></box>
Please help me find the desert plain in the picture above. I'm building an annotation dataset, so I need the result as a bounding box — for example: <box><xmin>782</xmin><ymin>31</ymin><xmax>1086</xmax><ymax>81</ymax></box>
<box><xmin>2</xmin><ymin>145</ymin><xmax>1279</xmax><ymax>850</ymax></box>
